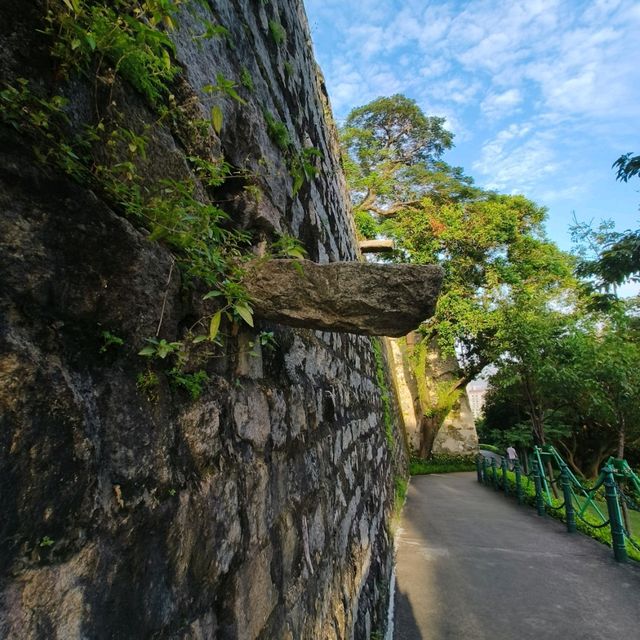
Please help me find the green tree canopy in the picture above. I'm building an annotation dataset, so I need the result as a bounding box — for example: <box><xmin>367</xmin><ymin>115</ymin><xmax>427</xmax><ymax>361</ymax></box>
<box><xmin>341</xmin><ymin>94</ymin><xmax>576</xmax><ymax>382</ymax></box>
<box><xmin>341</xmin><ymin>94</ymin><xmax>476</xmax><ymax>226</ymax></box>
<box><xmin>573</xmin><ymin>152</ymin><xmax>640</xmax><ymax>289</ymax></box>
<box><xmin>483</xmin><ymin>300</ymin><xmax>640</xmax><ymax>476</ymax></box>
<box><xmin>341</xmin><ymin>94</ymin><xmax>581</xmax><ymax>459</ymax></box>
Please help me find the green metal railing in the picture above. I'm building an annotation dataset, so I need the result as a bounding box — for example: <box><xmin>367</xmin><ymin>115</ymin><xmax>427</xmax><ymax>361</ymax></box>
<box><xmin>476</xmin><ymin>445</ymin><xmax>640</xmax><ymax>563</ymax></box>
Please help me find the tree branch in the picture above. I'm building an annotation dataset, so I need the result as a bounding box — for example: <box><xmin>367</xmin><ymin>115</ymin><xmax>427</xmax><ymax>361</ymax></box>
<box><xmin>366</xmin><ymin>200</ymin><xmax>422</xmax><ymax>217</ymax></box>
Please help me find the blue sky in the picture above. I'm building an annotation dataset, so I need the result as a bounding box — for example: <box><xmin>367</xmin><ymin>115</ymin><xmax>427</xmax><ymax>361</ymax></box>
<box><xmin>304</xmin><ymin>0</ymin><xmax>640</xmax><ymax>257</ymax></box>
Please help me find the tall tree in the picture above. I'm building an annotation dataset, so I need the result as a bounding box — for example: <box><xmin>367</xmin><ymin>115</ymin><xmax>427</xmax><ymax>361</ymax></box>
<box><xmin>387</xmin><ymin>193</ymin><xmax>574</xmax><ymax>381</ymax></box>
<box><xmin>341</xmin><ymin>94</ymin><xmax>576</xmax><ymax>457</ymax></box>
<box><xmin>341</xmin><ymin>94</ymin><xmax>475</xmax><ymax>229</ymax></box>
<box><xmin>484</xmin><ymin>301</ymin><xmax>640</xmax><ymax>477</ymax></box>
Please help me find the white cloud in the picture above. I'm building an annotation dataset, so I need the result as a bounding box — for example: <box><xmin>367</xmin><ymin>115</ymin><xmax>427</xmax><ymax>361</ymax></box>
<box><xmin>481</xmin><ymin>89</ymin><xmax>523</xmax><ymax>119</ymax></box>
<box><xmin>473</xmin><ymin>126</ymin><xmax>559</xmax><ymax>193</ymax></box>
<box><xmin>345</xmin><ymin>24</ymin><xmax>385</xmax><ymax>58</ymax></box>
<box><xmin>538</xmin><ymin>183</ymin><xmax>588</xmax><ymax>203</ymax></box>
<box><xmin>308</xmin><ymin>0</ymin><xmax>640</xmax><ymax>214</ymax></box>
<box><xmin>419</xmin><ymin>58</ymin><xmax>450</xmax><ymax>78</ymax></box>
<box><xmin>429</xmin><ymin>77</ymin><xmax>482</xmax><ymax>106</ymax></box>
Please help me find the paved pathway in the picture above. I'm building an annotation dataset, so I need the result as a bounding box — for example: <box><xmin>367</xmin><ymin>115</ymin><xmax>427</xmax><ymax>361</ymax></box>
<box><xmin>393</xmin><ymin>472</ymin><xmax>640</xmax><ymax>640</ymax></box>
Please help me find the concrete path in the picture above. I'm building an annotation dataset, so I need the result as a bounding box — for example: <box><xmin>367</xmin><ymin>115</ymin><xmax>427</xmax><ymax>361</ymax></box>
<box><xmin>393</xmin><ymin>472</ymin><xmax>640</xmax><ymax>640</ymax></box>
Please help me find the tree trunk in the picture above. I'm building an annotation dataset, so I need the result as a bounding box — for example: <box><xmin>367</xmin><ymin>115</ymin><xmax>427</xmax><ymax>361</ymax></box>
<box><xmin>557</xmin><ymin>438</ymin><xmax>583</xmax><ymax>477</ymax></box>
<box><xmin>407</xmin><ymin>332</ymin><xmax>470</xmax><ymax>460</ymax></box>
<box><xmin>588</xmin><ymin>447</ymin><xmax>610</xmax><ymax>479</ymax></box>
<box><xmin>522</xmin><ymin>449</ymin><xmax>529</xmax><ymax>475</ymax></box>
<box><xmin>419</xmin><ymin>414</ymin><xmax>441</xmax><ymax>459</ymax></box>
<box><xmin>523</xmin><ymin>381</ymin><xmax>559</xmax><ymax>497</ymax></box>
<box><xmin>616</xmin><ymin>416</ymin><xmax>632</xmax><ymax>534</ymax></box>
<box><xmin>617</xmin><ymin>419</ymin><xmax>625</xmax><ymax>459</ymax></box>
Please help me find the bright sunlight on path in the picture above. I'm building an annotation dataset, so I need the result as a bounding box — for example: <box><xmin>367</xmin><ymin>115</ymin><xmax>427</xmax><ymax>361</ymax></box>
<box><xmin>393</xmin><ymin>473</ymin><xmax>640</xmax><ymax>640</ymax></box>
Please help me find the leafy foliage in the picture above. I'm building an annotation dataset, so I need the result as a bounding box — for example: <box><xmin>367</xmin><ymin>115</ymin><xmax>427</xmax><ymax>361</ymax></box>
<box><xmin>270</xmin><ymin>234</ymin><xmax>307</xmax><ymax>260</ymax></box>
<box><xmin>613</xmin><ymin>152</ymin><xmax>640</xmax><ymax>183</ymax></box>
<box><xmin>203</xmin><ymin>73</ymin><xmax>247</xmax><ymax>105</ymax></box>
<box><xmin>139</xmin><ymin>337</ymin><xmax>183</xmax><ymax>359</ymax></box>
<box><xmin>268</xmin><ymin>19</ymin><xmax>286</xmax><ymax>45</ymax></box>
<box><xmin>290</xmin><ymin>147</ymin><xmax>321</xmax><ymax>196</ymax></box>
<box><xmin>341</xmin><ymin>95</ymin><xmax>575</xmax><ymax>378</ymax></box>
<box><xmin>240</xmin><ymin>67</ymin><xmax>254</xmax><ymax>92</ymax></box>
<box><xmin>263</xmin><ymin>111</ymin><xmax>321</xmax><ymax>196</ymax></box>
<box><xmin>573</xmin><ymin>218</ymin><xmax>640</xmax><ymax>289</ymax></box>
<box><xmin>572</xmin><ymin>154</ymin><xmax>640</xmax><ymax>288</ymax></box>
<box><xmin>192</xmin><ymin>19</ymin><xmax>230</xmax><ymax>46</ymax></box>
<box><xmin>483</xmin><ymin>301</ymin><xmax>640</xmax><ymax>477</ymax></box>
<box><xmin>0</xmin><ymin>0</ymin><xmax>282</xmax><ymax>376</ymax></box>
<box><xmin>341</xmin><ymin>94</ymin><xmax>578</xmax><ymax>457</ymax></box>
<box><xmin>343</xmin><ymin>94</ymin><xmax>453</xmax><ymax>172</ymax></box>
<box><xmin>371</xmin><ymin>338</ymin><xmax>396</xmax><ymax>452</ymax></box>
<box><xmin>264</xmin><ymin>110</ymin><xmax>291</xmax><ymax>150</ymax></box>
<box><xmin>46</xmin><ymin>0</ymin><xmax>182</xmax><ymax>106</ymax></box>
<box><xmin>410</xmin><ymin>454</ymin><xmax>476</xmax><ymax>475</ymax></box>
<box><xmin>100</xmin><ymin>330</ymin><xmax>125</xmax><ymax>352</ymax></box>
<box><xmin>168</xmin><ymin>368</ymin><xmax>209</xmax><ymax>399</ymax></box>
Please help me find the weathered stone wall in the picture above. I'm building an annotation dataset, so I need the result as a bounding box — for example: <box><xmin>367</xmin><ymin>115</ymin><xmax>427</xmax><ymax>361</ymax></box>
<box><xmin>0</xmin><ymin>1</ymin><xmax>407</xmax><ymax>638</ymax></box>
<box><xmin>388</xmin><ymin>337</ymin><xmax>478</xmax><ymax>456</ymax></box>
<box><xmin>427</xmin><ymin>349</ymin><xmax>479</xmax><ymax>457</ymax></box>
<box><xmin>432</xmin><ymin>390</ymin><xmax>479</xmax><ymax>456</ymax></box>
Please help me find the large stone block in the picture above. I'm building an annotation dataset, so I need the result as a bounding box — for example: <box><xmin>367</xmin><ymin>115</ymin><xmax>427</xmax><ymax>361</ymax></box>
<box><xmin>245</xmin><ymin>259</ymin><xmax>443</xmax><ymax>337</ymax></box>
<box><xmin>233</xmin><ymin>545</ymin><xmax>277</xmax><ymax>640</ymax></box>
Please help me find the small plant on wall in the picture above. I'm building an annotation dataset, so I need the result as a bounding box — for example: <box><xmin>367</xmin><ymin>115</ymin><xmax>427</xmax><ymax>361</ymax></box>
<box><xmin>268</xmin><ymin>19</ymin><xmax>286</xmax><ymax>45</ymax></box>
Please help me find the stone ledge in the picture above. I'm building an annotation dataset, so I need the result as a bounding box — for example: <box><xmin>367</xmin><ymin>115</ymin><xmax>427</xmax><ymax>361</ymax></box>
<box><xmin>244</xmin><ymin>259</ymin><xmax>443</xmax><ymax>337</ymax></box>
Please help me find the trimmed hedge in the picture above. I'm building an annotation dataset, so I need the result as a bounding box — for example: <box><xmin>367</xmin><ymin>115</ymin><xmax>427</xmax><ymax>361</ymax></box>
<box><xmin>410</xmin><ymin>454</ymin><xmax>476</xmax><ymax>476</ymax></box>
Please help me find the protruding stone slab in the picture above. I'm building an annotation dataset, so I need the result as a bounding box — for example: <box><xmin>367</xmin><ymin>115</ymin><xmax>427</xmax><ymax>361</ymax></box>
<box><xmin>359</xmin><ymin>239</ymin><xmax>395</xmax><ymax>253</ymax></box>
<box><xmin>244</xmin><ymin>259</ymin><xmax>443</xmax><ymax>337</ymax></box>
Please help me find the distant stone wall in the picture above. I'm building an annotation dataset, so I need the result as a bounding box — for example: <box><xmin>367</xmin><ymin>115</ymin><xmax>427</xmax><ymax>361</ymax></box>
<box><xmin>432</xmin><ymin>389</ymin><xmax>479</xmax><ymax>456</ymax></box>
<box><xmin>0</xmin><ymin>1</ymin><xmax>407</xmax><ymax>638</ymax></box>
<box><xmin>388</xmin><ymin>338</ymin><xmax>478</xmax><ymax>456</ymax></box>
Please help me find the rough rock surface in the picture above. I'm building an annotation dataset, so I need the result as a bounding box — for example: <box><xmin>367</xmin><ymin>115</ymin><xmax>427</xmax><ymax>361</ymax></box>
<box><xmin>0</xmin><ymin>1</ymin><xmax>410</xmax><ymax>638</ymax></box>
<box><xmin>388</xmin><ymin>337</ymin><xmax>478</xmax><ymax>456</ymax></box>
<box><xmin>245</xmin><ymin>259</ymin><xmax>443</xmax><ymax>336</ymax></box>
<box><xmin>422</xmin><ymin>339</ymin><xmax>479</xmax><ymax>456</ymax></box>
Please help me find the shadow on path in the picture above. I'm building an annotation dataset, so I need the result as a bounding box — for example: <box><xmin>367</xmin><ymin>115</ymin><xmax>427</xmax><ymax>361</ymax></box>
<box><xmin>393</xmin><ymin>472</ymin><xmax>640</xmax><ymax>640</ymax></box>
<box><xmin>393</xmin><ymin>586</ymin><xmax>422</xmax><ymax>640</ymax></box>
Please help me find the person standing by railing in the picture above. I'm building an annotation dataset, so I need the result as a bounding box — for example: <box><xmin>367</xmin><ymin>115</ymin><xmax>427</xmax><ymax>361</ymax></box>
<box><xmin>506</xmin><ymin>445</ymin><xmax>518</xmax><ymax>471</ymax></box>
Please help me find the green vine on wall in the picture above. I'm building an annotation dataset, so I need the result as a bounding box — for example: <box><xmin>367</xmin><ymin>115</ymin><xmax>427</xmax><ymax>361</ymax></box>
<box><xmin>411</xmin><ymin>338</ymin><xmax>462</xmax><ymax>420</ymax></box>
<box><xmin>371</xmin><ymin>337</ymin><xmax>396</xmax><ymax>453</ymax></box>
<box><xmin>1</xmin><ymin>0</ymin><xmax>320</xmax><ymax>396</ymax></box>
<box><xmin>264</xmin><ymin>110</ymin><xmax>321</xmax><ymax>196</ymax></box>
<box><xmin>48</xmin><ymin>0</ymin><xmax>183</xmax><ymax>106</ymax></box>
<box><xmin>4</xmin><ymin>1</ymin><xmax>252</xmax><ymax>316</ymax></box>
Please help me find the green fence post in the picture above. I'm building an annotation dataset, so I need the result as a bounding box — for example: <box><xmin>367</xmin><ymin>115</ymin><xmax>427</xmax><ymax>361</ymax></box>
<box><xmin>482</xmin><ymin>457</ymin><xmax>488</xmax><ymax>486</ymax></box>
<box><xmin>560</xmin><ymin>463</ymin><xmax>576</xmax><ymax>533</ymax></box>
<box><xmin>514</xmin><ymin>459</ymin><xmax>523</xmax><ymax>505</ymax></box>
<box><xmin>476</xmin><ymin>455</ymin><xmax>483</xmax><ymax>483</ymax></box>
<box><xmin>603</xmin><ymin>465</ymin><xmax>628</xmax><ymax>563</ymax></box>
<box><xmin>501</xmin><ymin>457</ymin><xmax>509</xmax><ymax>496</ymax></box>
<box><xmin>533</xmin><ymin>459</ymin><xmax>545</xmax><ymax>516</ymax></box>
<box><xmin>491</xmin><ymin>458</ymin><xmax>499</xmax><ymax>491</ymax></box>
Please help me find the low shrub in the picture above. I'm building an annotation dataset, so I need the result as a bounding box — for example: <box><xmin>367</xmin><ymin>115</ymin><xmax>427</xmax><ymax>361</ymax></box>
<box><xmin>410</xmin><ymin>454</ymin><xmax>476</xmax><ymax>476</ymax></box>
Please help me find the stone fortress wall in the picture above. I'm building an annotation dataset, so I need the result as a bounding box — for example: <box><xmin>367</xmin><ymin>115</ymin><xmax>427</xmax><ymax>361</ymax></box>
<box><xmin>0</xmin><ymin>1</ymin><xmax>409</xmax><ymax>638</ymax></box>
